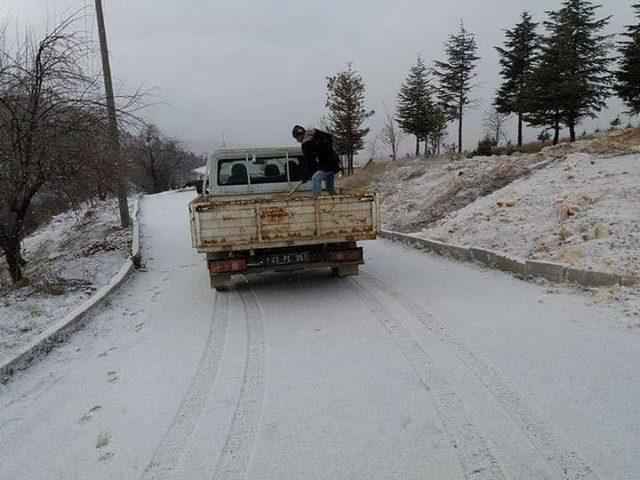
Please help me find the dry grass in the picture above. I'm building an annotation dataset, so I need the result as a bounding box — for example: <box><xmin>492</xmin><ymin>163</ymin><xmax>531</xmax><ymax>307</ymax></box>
<box><xmin>586</xmin><ymin>127</ymin><xmax>640</xmax><ymax>155</ymax></box>
<box><xmin>339</xmin><ymin>160</ymin><xmax>396</xmax><ymax>190</ymax></box>
<box><xmin>33</xmin><ymin>281</ymin><xmax>67</xmax><ymax>296</ymax></box>
<box><xmin>511</xmin><ymin>140</ymin><xmax>551</xmax><ymax>154</ymax></box>
<box><xmin>340</xmin><ymin>156</ymin><xmax>450</xmax><ymax>191</ymax></box>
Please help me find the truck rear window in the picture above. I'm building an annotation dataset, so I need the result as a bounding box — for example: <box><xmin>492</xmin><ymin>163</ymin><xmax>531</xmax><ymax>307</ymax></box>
<box><xmin>218</xmin><ymin>157</ymin><xmax>303</xmax><ymax>186</ymax></box>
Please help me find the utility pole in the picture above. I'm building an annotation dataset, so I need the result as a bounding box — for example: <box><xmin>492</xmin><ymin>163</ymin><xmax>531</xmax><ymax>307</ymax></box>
<box><xmin>95</xmin><ymin>0</ymin><xmax>131</xmax><ymax>228</ymax></box>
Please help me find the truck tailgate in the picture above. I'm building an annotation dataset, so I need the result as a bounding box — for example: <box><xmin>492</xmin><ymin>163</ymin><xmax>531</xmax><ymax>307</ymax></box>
<box><xmin>190</xmin><ymin>191</ymin><xmax>379</xmax><ymax>252</ymax></box>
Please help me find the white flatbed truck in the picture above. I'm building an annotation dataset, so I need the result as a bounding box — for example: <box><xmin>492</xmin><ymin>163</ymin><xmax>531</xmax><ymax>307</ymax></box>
<box><xmin>189</xmin><ymin>147</ymin><xmax>380</xmax><ymax>290</ymax></box>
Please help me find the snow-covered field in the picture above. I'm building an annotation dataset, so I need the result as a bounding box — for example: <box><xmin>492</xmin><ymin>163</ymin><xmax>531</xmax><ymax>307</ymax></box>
<box><xmin>345</xmin><ymin>130</ymin><xmax>640</xmax><ymax>317</ymax></box>
<box><xmin>0</xmin><ymin>200</ymin><xmax>132</xmax><ymax>363</ymax></box>
<box><xmin>422</xmin><ymin>152</ymin><xmax>639</xmax><ymax>278</ymax></box>
<box><xmin>2</xmin><ymin>190</ymin><xmax>640</xmax><ymax>479</ymax></box>
<box><xmin>413</xmin><ymin>144</ymin><xmax>640</xmax><ymax>318</ymax></box>
<box><xmin>343</xmin><ymin>153</ymin><xmax>540</xmax><ymax>233</ymax></box>
<box><xmin>347</xmin><ymin>129</ymin><xmax>639</xmax><ymax>281</ymax></box>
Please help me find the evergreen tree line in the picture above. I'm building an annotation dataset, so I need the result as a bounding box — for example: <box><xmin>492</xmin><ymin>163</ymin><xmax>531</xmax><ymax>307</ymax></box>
<box><xmin>324</xmin><ymin>0</ymin><xmax>640</xmax><ymax>164</ymax></box>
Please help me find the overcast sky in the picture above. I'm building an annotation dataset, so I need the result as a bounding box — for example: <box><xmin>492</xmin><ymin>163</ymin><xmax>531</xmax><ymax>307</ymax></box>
<box><xmin>1</xmin><ymin>0</ymin><xmax>636</xmax><ymax>156</ymax></box>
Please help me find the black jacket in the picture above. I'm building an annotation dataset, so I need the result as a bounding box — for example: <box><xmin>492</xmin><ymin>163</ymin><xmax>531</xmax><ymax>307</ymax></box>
<box><xmin>301</xmin><ymin>129</ymin><xmax>341</xmax><ymax>179</ymax></box>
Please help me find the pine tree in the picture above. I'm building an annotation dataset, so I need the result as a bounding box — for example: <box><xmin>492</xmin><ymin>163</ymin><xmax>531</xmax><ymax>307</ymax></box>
<box><xmin>524</xmin><ymin>27</ymin><xmax>566</xmax><ymax>144</ymax></box>
<box><xmin>495</xmin><ymin>11</ymin><xmax>540</xmax><ymax>147</ymax></box>
<box><xmin>433</xmin><ymin>22</ymin><xmax>480</xmax><ymax>155</ymax></box>
<box><xmin>615</xmin><ymin>4</ymin><xmax>640</xmax><ymax>115</ymax></box>
<box><xmin>529</xmin><ymin>0</ymin><xmax>613</xmax><ymax>143</ymax></box>
<box><xmin>428</xmin><ymin>106</ymin><xmax>448</xmax><ymax>155</ymax></box>
<box><xmin>325</xmin><ymin>63</ymin><xmax>375</xmax><ymax>175</ymax></box>
<box><xmin>396</xmin><ymin>56</ymin><xmax>433</xmax><ymax>156</ymax></box>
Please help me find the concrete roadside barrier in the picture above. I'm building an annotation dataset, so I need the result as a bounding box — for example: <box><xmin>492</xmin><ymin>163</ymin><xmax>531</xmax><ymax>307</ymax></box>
<box><xmin>525</xmin><ymin>260</ymin><xmax>566</xmax><ymax>283</ymax></box>
<box><xmin>430</xmin><ymin>239</ymin><xmax>472</xmax><ymax>261</ymax></box>
<box><xmin>469</xmin><ymin>247</ymin><xmax>497</xmax><ymax>266</ymax></box>
<box><xmin>0</xmin><ymin>195</ymin><xmax>143</xmax><ymax>383</ymax></box>
<box><xmin>565</xmin><ymin>268</ymin><xmax>625</xmax><ymax>288</ymax></box>
<box><xmin>378</xmin><ymin>231</ymin><xmax>473</xmax><ymax>262</ymax></box>
<box><xmin>380</xmin><ymin>229</ymin><xmax>638</xmax><ymax>289</ymax></box>
<box><xmin>491</xmin><ymin>252</ymin><xmax>529</xmax><ymax>276</ymax></box>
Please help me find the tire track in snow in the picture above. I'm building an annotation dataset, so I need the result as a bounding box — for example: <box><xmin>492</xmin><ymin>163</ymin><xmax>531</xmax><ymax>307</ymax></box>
<box><xmin>359</xmin><ymin>272</ymin><xmax>598</xmax><ymax>480</ymax></box>
<box><xmin>213</xmin><ymin>289</ymin><xmax>267</xmax><ymax>480</ymax></box>
<box><xmin>346</xmin><ymin>279</ymin><xmax>506</xmax><ymax>480</ymax></box>
<box><xmin>141</xmin><ymin>292</ymin><xmax>229</xmax><ymax>480</ymax></box>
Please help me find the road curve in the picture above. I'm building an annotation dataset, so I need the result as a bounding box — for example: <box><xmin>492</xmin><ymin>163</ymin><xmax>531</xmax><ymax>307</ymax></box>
<box><xmin>1</xmin><ymin>190</ymin><xmax>639</xmax><ymax>480</ymax></box>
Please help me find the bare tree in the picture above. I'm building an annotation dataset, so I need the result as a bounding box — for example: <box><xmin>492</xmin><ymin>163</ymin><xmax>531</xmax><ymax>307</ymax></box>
<box><xmin>367</xmin><ymin>134</ymin><xmax>378</xmax><ymax>162</ymax></box>
<box><xmin>0</xmin><ymin>15</ymin><xmax>139</xmax><ymax>283</ymax></box>
<box><xmin>483</xmin><ymin>108</ymin><xmax>510</xmax><ymax>146</ymax></box>
<box><xmin>126</xmin><ymin>124</ymin><xmax>187</xmax><ymax>194</ymax></box>
<box><xmin>379</xmin><ymin>103</ymin><xmax>404</xmax><ymax>161</ymax></box>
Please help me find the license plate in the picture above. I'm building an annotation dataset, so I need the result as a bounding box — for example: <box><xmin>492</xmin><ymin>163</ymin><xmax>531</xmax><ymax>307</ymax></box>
<box><xmin>263</xmin><ymin>252</ymin><xmax>310</xmax><ymax>266</ymax></box>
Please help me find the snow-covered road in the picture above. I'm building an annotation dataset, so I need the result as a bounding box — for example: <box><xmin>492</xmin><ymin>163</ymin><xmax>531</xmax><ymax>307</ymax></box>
<box><xmin>1</xmin><ymin>190</ymin><xmax>639</xmax><ymax>479</ymax></box>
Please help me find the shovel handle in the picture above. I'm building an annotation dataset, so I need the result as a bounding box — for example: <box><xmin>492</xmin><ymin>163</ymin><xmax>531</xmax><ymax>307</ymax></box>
<box><xmin>287</xmin><ymin>180</ymin><xmax>304</xmax><ymax>198</ymax></box>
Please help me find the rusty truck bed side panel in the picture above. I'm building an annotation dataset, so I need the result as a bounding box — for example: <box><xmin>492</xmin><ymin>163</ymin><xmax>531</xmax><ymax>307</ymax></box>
<box><xmin>189</xmin><ymin>190</ymin><xmax>380</xmax><ymax>253</ymax></box>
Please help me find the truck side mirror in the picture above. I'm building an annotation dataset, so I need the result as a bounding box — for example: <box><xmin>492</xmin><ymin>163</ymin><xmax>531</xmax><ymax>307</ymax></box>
<box><xmin>195</xmin><ymin>180</ymin><xmax>204</xmax><ymax>194</ymax></box>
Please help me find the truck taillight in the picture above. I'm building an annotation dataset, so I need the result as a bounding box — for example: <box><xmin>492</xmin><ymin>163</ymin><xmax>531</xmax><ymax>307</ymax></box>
<box><xmin>328</xmin><ymin>248</ymin><xmax>363</xmax><ymax>262</ymax></box>
<box><xmin>210</xmin><ymin>259</ymin><xmax>247</xmax><ymax>274</ymax></box>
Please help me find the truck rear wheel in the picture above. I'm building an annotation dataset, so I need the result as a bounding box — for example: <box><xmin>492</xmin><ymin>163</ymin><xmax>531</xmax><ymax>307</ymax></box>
<box><xmin>210</xmin><ymin>275</ymin><xmax>231</xmax><ymax>291</ymax></box>
<box><xmin>332</xmin><ymin>265</ymin><xmax>359</xmax><ymax>277</ymax></box>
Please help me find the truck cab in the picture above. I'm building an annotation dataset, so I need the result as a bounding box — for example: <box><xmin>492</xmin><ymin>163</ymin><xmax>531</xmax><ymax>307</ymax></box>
<box><xmin>203</xmin><ymin>147</ymin><xmax>311</xmax><ymax>196</ymax></box>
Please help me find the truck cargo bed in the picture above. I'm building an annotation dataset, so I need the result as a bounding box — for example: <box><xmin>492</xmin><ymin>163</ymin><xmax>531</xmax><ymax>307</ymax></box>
<box><xmin>189</xmin><ymin>189</ymin><xmax>379</xmax><ymax>253</ymax></box>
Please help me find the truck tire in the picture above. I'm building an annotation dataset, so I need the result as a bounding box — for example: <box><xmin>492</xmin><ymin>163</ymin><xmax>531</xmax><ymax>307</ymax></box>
<box><xmin>210</xmin><ymin>275</ymin><xmax>232</xmax><ymax>291</ymax></box>
<box><xmin>332</xmin><ymin>265</ymin><xmax>359</xmax><ymax>277</ymax></box>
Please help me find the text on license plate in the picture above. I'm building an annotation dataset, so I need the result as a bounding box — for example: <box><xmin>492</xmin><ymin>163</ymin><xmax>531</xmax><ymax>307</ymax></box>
<box><xmin>264</xmin><ymin>252</ymin><xmax>310</xmax><ymax>266</ymax></box>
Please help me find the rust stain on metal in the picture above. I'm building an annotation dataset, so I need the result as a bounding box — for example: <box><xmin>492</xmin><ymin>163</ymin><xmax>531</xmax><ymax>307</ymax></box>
<box><xmin>260</xmin><ymin>207</ymin><xmax>290</xmax><ymax>222</ymax></box>
<box><xmin>263</xmin><ymin>231</ymin><xmax>303</xmax><ymax>240</ymax></box>
<box><xmin>260</xmin><ymin>207</ymin><xmax>293</xmax><ymax>239</ymax></box>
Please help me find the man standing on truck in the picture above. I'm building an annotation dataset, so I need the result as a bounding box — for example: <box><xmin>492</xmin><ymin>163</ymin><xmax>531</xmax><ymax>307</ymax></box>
<box><xmin>292</xmin><ymin>125</ymin><xmax>341</xmax><ymax>196</ymax></box>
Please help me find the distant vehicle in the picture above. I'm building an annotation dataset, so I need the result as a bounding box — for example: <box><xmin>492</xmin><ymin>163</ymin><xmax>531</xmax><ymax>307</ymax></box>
<box><xmin>189</xmin><ymin>147</ymin><xmax>380</xmax><ymax>290</ymax></box>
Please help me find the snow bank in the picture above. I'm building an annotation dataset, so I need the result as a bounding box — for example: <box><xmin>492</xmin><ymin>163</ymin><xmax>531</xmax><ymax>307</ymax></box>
<box><xmin>346</xmin><ymin>130</ymin><xmax>640</xmax><ymax>315</ymax></box>
<box><xmin>342</xmin><ymin>153</ymin><xmax>540</xmax><ymax>233</ymax></box>
<box><xmin>420</xmin><ymin>152</ymin><xmax>639</xmax><ymax>278</ymax></box>
<box><xmin>0</xmin><ymin>200</ymin><xmax>134</xmax><ymax>363</ymax></box>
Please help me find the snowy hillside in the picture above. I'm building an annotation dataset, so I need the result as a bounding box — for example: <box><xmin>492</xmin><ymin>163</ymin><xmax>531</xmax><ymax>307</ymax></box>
<box><xmin>421</xmin><ymin>152</ymin><xmax>639</xmax><ymax>278</ymax></box>
<box><xmin>342</xmin><ymin>153</ymin><xmax>540</xmax><ymax>232</ymax></box>
<box><xmin>346</xmin><ymin>129</ymin><xmax>639</xmax><ymax>279</ymax></box>
<box><xmin>0</xmin><ymin>201</ymin><xmax>132</xmax><ymax>362</ymax></box>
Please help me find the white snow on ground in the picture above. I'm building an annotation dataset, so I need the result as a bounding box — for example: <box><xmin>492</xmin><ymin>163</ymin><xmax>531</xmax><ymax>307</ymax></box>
<box><xmin>2</xmin><ymin>190</ymin><xmax>640</xmax><ymax>479</ymax></box>
<box><xmin>342</xmin><ymin>153</ymin><xmax>540</xmax><ymax>233</ymax></box>
<box><xmin>416</xmin><ymin>150</ymin><xmax>640</xmax><ymax>318</ymax></box>
<box><xmin>0</xmin><ymin>200</ymin><xmax>132</xmax><ymax>363</ymax></box>
<box><xmin>421</xmin><ymin>152</ymin><xmax>639</xmax><ymax>278</ymax></box>
<box><xmin>345</xmin><ymin>129</ymin><xmax>640</xmax><ymax>317</ymax></box>
<box><xmin>345</xmin><ymin>129</ymin><xmax>640</xmax><ymax>280</ymax></box>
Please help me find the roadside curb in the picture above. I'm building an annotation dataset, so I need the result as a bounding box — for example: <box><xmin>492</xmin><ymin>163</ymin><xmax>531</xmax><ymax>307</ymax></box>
<box><xmin>379</xmin><ymin>230</ymin><xmax>638</xmax><ymax>288</ymax></box>
<box><xmin>0</xmin><ymin>195</ymin><xmax>143</xmax><ymax>384</ymax></box>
